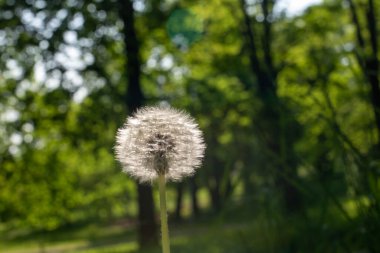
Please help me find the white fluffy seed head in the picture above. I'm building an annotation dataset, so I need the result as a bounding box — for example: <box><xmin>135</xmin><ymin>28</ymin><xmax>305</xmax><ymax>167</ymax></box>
<box><xmin>115</xmin><ymin>106</ymin><xmax>206</xmax><ymax>183</ymax></box>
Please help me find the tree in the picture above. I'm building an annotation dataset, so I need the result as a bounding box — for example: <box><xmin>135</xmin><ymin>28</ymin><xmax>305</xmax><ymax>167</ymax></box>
<box><xmin>239</xmin><ymin>0</ymin><xmax>302</xmax><ymax>211</ymax></box>
<box><xmin>346</xmin><ymin>0</ymin><xmax>380</xmax><ymax>146</ymax></box>
<box><xmin>117</xmin><ymin>0</ymin><xmax>158</xmax><ymax>248</ymax></box>
<box><xmin>0</xmin><ymin>1</ymin><xmax>160</xmax><ymax>246</ymax></box>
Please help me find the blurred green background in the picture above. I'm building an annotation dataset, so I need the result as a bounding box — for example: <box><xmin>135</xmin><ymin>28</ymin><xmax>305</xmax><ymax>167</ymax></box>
<box><xmin>1</xmin><ymin>0</ymin><xmax>380</xmax><ymax>252</ymax></box>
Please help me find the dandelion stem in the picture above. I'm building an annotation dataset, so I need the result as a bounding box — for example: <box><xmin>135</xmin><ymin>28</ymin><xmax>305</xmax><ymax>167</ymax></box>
<box><xmin>158</xmin><ymin>173</ymin><xmax>170</xmax><ymax>253</ymax></box>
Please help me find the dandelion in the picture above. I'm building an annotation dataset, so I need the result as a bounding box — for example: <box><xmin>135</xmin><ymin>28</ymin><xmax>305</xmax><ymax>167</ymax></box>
<box><xmin>115</xmin><ymin>105</ymin><xmax>205</xmax><ymax>253</ymax></box>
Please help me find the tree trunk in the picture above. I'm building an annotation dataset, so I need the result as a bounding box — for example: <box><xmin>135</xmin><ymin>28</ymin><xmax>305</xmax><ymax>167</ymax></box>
<box><xmin>137</xmin><ymin>184</ymin><xmax>158</xmax><ymax>247</ymax></box>
<box><xmin>240</xmin><ymin>0</ymin><xmax>301</xmax><ymax>212</ymax></box>
<box><xmin>210</xmin><ymin>184</ymin><xmax>221</xmax><ymax>213</ymax></box>
<box><xmin>347</xmin><ymin>0</ymin><xmax>380</xmax><ymax>143</ymax></box>
<box><xmin>174</xmin><ymin>182</ymin><xmax>184</xmax><ymax>221</ymax></box>
<box><xmin>207</xmin><ymin>134</ymin><xmax>224</xmax><ymax>213</ymax></box>
<box><xmin>190</xmin><ymin>177</ymin><xmax>200</xmax><ymax>217</ymax></box>
<box><xmin>366</xmin><ymin>0</ymin><xmax>380</xmax><ymax>143</ymax></box>
<box><xmin>118</xmin><ymin>0</ymin><xmax>158</xmax><ymax>248</ymax></box>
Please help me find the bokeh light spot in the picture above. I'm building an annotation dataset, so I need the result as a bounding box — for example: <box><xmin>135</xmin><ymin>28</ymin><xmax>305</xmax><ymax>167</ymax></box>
<box><xmin>166</xmin><ymin>9</ymin><xmax>203</xmax><ymax>49</ymax></box>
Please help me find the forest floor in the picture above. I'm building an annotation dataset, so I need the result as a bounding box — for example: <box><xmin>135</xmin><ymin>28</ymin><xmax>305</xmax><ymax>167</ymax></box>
<box><xmin>1</xmin><ymin>196</ymin><xmax>364</xmax><ymax>253</ymax></box>
<box><xmin>0</xmin><ymin>214</ymin><xmax>265</xmax><ymax>253</ymax></box>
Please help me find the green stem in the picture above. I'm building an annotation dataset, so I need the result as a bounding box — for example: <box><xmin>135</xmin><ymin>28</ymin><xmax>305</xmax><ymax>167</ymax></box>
<box><xmin>158</xmin><ymin>173</ymin><xmax>170</xmax><ymax>253</ymax></box>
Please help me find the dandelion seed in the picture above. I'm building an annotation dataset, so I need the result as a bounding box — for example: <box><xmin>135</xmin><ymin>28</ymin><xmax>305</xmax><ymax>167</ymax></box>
<box><xmin>115</xmin><ymin>105</ymin><xmax>205</xmax><ymax>183</ymax></box>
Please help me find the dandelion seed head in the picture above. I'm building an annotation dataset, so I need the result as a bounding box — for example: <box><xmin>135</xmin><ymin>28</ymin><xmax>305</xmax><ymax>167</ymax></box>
<box><xmin>115</xmin><ymin>106</ymin><xmax>205</xmax><ymax>183</ymax></box>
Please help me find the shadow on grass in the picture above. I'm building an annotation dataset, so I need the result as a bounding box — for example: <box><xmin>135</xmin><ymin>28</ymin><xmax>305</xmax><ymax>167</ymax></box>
<box><xmin>2</xmin><ymin>215</ymin><xmax>262</xmax><ymax>253</ymax></box>
<box><xmin>1</xmin><ymin>219</ymin><xmax>140</xmax><ymax>253</ymax></box>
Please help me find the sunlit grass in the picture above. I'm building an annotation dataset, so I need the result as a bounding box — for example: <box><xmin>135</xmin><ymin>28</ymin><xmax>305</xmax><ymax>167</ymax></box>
<box><xmin>1</xmin><ymin>220</ymin><xmax>256</xmax><ymax>253</ymax></box>
<box><xmin>0</xmin><ymin>184</ymin><xmax>217</xmax><ymax>253</ymax></box>
<box><xmin>1</xmin><ymin>188</ymin><xmax>371</xmax><ymax>253</ymax></box>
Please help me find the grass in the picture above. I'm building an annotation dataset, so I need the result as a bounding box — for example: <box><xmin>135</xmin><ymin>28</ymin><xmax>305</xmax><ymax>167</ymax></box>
<box><xmin>1</xmin><ymin>189</ymin><xmax>376</xmax><ymax>253</ymax></box>
<box><xmin>2</xmin><ymin>208</ymin><xmax>376</xmax><ymax>253</ymax></box>
<box><xmin>1</xmin><ymin>217</ymin><xmax>262</xmax><ymax>253</ymax></box>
